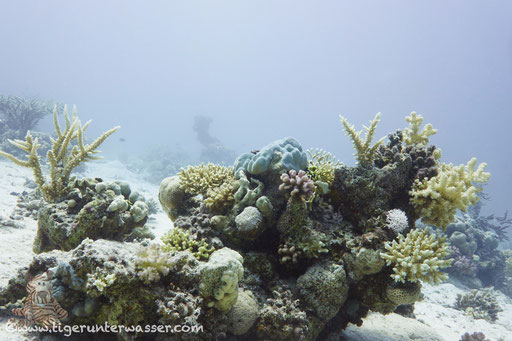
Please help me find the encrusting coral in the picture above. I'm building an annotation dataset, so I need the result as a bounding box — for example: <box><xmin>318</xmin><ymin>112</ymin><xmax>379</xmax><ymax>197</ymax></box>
<box><xmin>380</xmin><ymin>228</ymin><xmax>452</xmax><ymax>283</ymax></box>
<box><xmin>410</xmin><ymin>158</ymin><xmax>491</xmax><ymax>230</ymax></box>
<box><xmin>403</xmin><ymin>111</ymin><xmax>438</xmax><ymax>146</ymax></box>
<box><xmin>0</xmin><ymin>105</ymin><xmax>119</xmax><ymax>202</ymax></box>
<box><xmin>339</xmin><ymin>112</ymin><xmax>386</xmax><ymax>167</ymax></box>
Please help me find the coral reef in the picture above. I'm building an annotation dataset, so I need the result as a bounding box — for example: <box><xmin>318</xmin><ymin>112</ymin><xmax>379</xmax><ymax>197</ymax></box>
<box><xmin>455</xmin><ymin>288</ymin><xmax>502</xmax><ymax>322</ymax></box>
<box><xmin>33</xmin><ymin>178</ymin><xmax>152</xmax><ymax>253</ymax></box>
<box><xmin>0</xmin><ymin>112</ymin><xmax>495</xmax><ymax>340</ymax></box>
<box><xmin>0</xmin><ymin>105</ymin><xmax>119</xmax><ymax>202</ymax></box>
<box><xmin>380</xmin><ymin>228</ymin><xmax>452</xmax><ymax>283</ymax></box>
<box><xmin>193</xmin><ymin>115</ymin><xmax>238</xmax><ymax>165</ymax></box>
<box><xmin>0</xmin><ymin>95</ymin><xmax>55</xmax><ymax>135</ymax></box>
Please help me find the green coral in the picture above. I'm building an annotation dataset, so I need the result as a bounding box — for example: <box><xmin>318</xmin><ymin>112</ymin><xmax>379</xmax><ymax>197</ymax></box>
<box><xmin>339</xmin><ymin>112</ymin><xmax>386</xmax><ymax>167</ymax></box>
<box><xmin>178</xmin><ymin>163</ymin><xmax>236</xmax><ymax>212</ymax></box>
<box><xmin>306</xmin><ymin>148</ymin><xmax>342</xmax><ymax>185</ymax></box>
<box><xmin>0</xmin><ymin>105</ymin><xmax>119</xmax><ymax>202</ymax></box>
<box><xmin>161</xmin><ymin>228</ymin><xmax>215</xmax><ymax>261</ymax></box>
<box><xmin>403</xmin><ymin>112</ymin><xmax>437</xmax><ymax>146</ymax></box>
<box><xmin>380</xmin><ymin>228</ymin><xmax>452</xmax><ymax>284</ymax></box>
<box><xmin>410</xmin><ymin>158</ymin><xmax>491</xmax><ymax>230</ymax></box>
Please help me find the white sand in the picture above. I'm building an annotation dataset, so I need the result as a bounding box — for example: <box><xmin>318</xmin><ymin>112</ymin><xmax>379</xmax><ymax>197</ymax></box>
<box><xmin>0</xmin><ymin>159</ymin><xmax>511</xmax><ymax>341</ymax></box>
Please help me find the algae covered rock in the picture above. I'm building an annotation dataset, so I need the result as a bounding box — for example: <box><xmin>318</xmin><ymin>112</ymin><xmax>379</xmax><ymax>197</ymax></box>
<box><xmin>297</xmin><ymin>261</ymin><xmax>348</xmax><ymax>320</ymax></box>
<box><xmin>159</xmin><ymin>175</ymin><xmax>188</xmax><ymax>221</ymax></box>
<box><xmin>235</xmin><ymin>206</ymin><xmax>265</xmax><ymax>240</ymax></box>
<box><xmin>226</xmin><ymin>289</ymin><xmax>259</xmax><ymax>335</ymax></box>
<box><xmin>33</xmin><ymin>179</ymin><xmax>151</xmax><ymax>253</ymax></box>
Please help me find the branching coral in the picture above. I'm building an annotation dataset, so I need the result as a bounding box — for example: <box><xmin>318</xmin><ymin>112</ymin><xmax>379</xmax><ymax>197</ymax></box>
<box><xmin>0</xmin><ymin>105</ymin><xmax>119</xmax><ymax>202</ymax></box>
<box><xmin>455</xmin><ymin>288</ymin><xmax>502</xmax><ymax>322</ymax></box>
<box><xmin>279</xmin><ymin>170</ymin><xmax>316</xmax><ymax>202</ymax></box>
<box><xmin>410</xmin><ymin>158</ymin><xmax>491</xmax><ymax>230</ymax></box>
<box><xmin>339</xmin><ymin>112</ymin><xmax>386</xmax><ymax>167</ymax></box>
<box><xmin>161</xmin><ymin>228</ymin><xmax>215</xmax><ymax>261</ymax></box>
<box><xmin>0</xmin><ymin>95</ymin><xmax>55</xmax><ymax>133</ymax></box>
<box><xmin>178</xmin><ymin>163</ymin><xmax>236</xmax><ymax>212</ymax></box>
<box><xmin>134</xmin><ymin>243</ymin><xmax>174</xmax><ymax>283</ymax></box>
<box><xmin>306</xmin><ymin>148</ymin><xmax>342</xmax><ymax>185</ymax></box>
<box><xmin>380</xmin><ymin>228</ymin><xmax>452</xmax><ymax>283</ymax></box>
<box><xmin>403</xmin><ymin>112</ymin><xmax>438</xmax><ymax>146</ymax></box>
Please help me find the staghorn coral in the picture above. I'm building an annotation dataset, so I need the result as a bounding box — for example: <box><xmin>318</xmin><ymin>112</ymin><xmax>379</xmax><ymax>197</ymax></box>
<box><xmin>161</xmin><ymin>228</ymin><xmax>215</xmax><ymax>261</ymax></box>
<box><xmin>403</xmin><ymin>112</ymin><xmax>438</xmax><ymax>146</ymax></box>
<box><xmin>385</xmin><ymin>209</ymin><xmax>409</xmax><ymax>234</ymax></box>
<box><xmin>0</xmin><ymin>95</ymin><xmax>55</xmax><ymax>133</ymax></box>
<box><xmin>339</xmin><ymin>112</ymin><xmax>386</xmax><ymax>167</ymax></box>
<box><xmin>410</xmin><ymin>158</ymin><xmax>490</xmax><ymax>230</ymax></box>
<box><xmin>279</xmin><ymin>170</ymin><xmax>316</xmax><ymax>202</ymax></box>
<box><xmin>306</xmin><ymin>148</ymin><xmax>342</xmax><ymax>185</ymax></box>
<box><xmin>380</xmin><ymin>228</ymin><xmax>452</xmax><ymax>283</ymax></box>
<box><xmin>0</xmin><ymin>105</ymin><xmax>119</xmax><ymax>202</ymax></box>
<box><xmin>455</xmin><ymin>288</ymin><xmax>502</xmax><ymax>322</ymax></box>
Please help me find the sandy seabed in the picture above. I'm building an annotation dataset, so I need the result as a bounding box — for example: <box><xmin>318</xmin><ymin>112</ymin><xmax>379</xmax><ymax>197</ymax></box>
<box><xmin>0</xmin><ymin>160</ymin><xmax>510</xmax><ymax>341</ymax></box>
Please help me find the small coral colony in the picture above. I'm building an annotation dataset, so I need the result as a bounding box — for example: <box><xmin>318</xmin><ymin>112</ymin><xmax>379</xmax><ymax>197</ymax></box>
<box><xmin>1</xmin><ymin>100</ymin><xmax>508</xmax><ymax>341</ymax></box>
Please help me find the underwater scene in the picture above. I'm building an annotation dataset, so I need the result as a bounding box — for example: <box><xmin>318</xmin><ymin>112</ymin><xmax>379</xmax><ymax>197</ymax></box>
<box><xmin>0</xmin><ymin>2</ymin><xmax>511</xmax><ymax>341</ymax></box>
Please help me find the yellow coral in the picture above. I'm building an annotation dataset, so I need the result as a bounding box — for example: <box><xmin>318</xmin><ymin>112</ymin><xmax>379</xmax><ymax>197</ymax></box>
<box><xmin>339</xmin><ymin>113</ymin><xmax>385</xmax><ymax>167</ymax></box>
<box><xmin>178</xmin><ymin>163</ymin><xmax>236</xmax><ymax>213</ymax></box>
<box><xmin>0</xmin><ymin>105</ymin><xmax>119</xmax><ymax>202</ymax></box>
<box><xmin>161</xmin><ymin>228</ymin><xmax>215</xmax><ymax>260</ymax></box>
<box><xmin>410</xmin><ymin>158</ymin><xmax>490</xmax><ymax>229</ymax></box>
<box><xmin>403</xmin><ymin>112</ymin><xmax>437</xmax><ymax>146</ymax></box>
<box><xmin>380</xmin><ymin>228</ymin><xmax>452</xmax><ymax>284</ymax></box>
<box><xmin>306</xmin><ymin>148</ymin><xmax>342</xmax><ymax>185</ymax></box>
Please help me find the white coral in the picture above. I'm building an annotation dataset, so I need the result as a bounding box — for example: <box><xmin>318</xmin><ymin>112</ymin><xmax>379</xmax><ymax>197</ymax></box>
<box><xmin>385</xmin><ymin>209</ymin><xmax>408</xmax><ymax>233</ymax></box>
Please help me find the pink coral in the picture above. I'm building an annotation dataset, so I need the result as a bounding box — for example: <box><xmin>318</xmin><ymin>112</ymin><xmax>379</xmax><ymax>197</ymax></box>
<box><xmin>279</xmin><ymin>170</ymin><xmax>315</xmax><ymax>201</ymax></box>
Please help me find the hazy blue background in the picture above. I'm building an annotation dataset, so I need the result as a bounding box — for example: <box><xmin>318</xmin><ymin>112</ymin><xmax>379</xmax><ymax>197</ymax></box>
<box><xmin>0</xmin><ymin>1</ymin><xmax>511</xmax><ymax>216</ymax></box>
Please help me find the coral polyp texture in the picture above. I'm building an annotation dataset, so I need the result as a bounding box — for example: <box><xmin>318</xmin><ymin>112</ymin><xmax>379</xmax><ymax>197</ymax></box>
<box><xmin>380</xmin><ymin>228</ymin><xmax>452</xmax><ymax>283</ymax></box>
<box><xmin>0</xmin><ymin>112</ymin><xmax>495</xmax><ymax>341</ymax></box>
<box><xmin>0</xmin><ymin>104</ymin><xmax>119</xmax><ymax>202</ymax></box>
<box><xmin>410</xmin><ymin>158</ymin><xmax>490</xmax><ymax>230</ymax></box>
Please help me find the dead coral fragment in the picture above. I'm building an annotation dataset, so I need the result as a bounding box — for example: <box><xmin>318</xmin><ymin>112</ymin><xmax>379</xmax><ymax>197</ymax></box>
<box><xmin>410</xmin><ymin>158</ymin><xmax>490</xmax><ymax>230</ymax></box>
<box><xmin>279</xmin><ymin>170</ymin><xmax>315</xmax><ymax>202</ymax></box>
<box><xmin>403</xmin><ymin>112</ymin><xmax>437</xmax><ymax>146</ymax></box>
<box><xmin>339</xmin><ymin>112</ymin><xmax>386</xmax><ymax>167</ymax></box>
<box><xmin>380</xmin><ymin>228</ymin><xmax>452</xmax><ymax>284</ymax></box>
<box><xmin>0</xmin><ymin>105</ymin><xmax>119</xmax><ymax>202</ymax></box>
